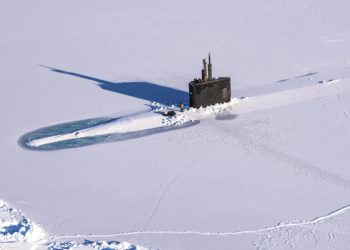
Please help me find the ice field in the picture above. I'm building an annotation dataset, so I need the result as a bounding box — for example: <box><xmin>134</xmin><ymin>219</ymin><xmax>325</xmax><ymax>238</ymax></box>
<box><xmin>1</xmin><ymin>1</ymin><xmax>350</xmax><ymax>249</ymax></box>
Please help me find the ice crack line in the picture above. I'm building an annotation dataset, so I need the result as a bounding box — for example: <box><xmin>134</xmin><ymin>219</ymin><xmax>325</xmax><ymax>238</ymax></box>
<box><xmin>54</xmin><ymin>204</ymin><xmax>350</xmax><ymax>239</ymax></box>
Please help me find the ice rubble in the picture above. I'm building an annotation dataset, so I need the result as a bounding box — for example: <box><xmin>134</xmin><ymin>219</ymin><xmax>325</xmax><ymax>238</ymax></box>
<box><xmin>0</xmin><ymin>200</ymin><xmax>45</xmax><ymax>244</ymax></box>
<box><xmin>47</xmin><ymin>240</ymin><xmax>150</xmax><ymax>250</ymax></box>
<box><xmin>0</xmin><ymin>200</ymin><xmax>150</xmax><ymax>250</ymax></box>
<box><xmin>188</xmin><ymin>97</ymin><xmax>241</xmax><ymax>116</ymax></box>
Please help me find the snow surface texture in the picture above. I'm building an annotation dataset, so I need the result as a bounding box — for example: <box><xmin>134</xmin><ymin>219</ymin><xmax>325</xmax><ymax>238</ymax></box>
<box><xmin>0</xmin><ymin>200</ymin><xmax>150</xmax><ymax>250</ymax></box>
<box><xmin>2</xmin><ymin>0</ymin><xmax>350</xmax><ymax>249</ymax></box>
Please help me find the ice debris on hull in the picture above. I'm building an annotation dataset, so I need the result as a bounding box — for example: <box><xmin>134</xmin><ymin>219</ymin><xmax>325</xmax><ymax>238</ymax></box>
<box><xmin>21</xmin><ymin>99</ymin><xmax>243</xmax><ymax>151</ymax></box>
<box><xmin>187</xmin><ymin>97</ymin><xmax>241</xmax><ymax>116</ymax></box>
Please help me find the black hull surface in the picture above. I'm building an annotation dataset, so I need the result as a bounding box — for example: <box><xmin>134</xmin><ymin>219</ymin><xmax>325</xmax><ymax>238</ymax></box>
<box><xmin>189</xmin><ymin>77</ymin><xmax>231</xmax><ymax>108</ymax></box>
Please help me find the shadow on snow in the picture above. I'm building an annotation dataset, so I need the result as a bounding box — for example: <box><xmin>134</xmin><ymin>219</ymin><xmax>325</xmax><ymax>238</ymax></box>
<box><xmin>40</xmin><ymin>65</ymin><xmax>189</xmax><ymax>106</ymax></box>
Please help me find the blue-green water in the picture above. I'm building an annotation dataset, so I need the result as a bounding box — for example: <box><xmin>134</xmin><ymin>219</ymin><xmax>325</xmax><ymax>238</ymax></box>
<box><xmin>19</xmin><ymin>117</ymin><xmax>199</xmax><ymax>151</ymax></box>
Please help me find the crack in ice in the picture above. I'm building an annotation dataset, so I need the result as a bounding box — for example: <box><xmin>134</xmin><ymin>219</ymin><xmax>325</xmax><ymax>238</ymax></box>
<box><xmin>54</xmin><ymin>204</ymin><xmax>350</xmax><ymax>239</ymax></box>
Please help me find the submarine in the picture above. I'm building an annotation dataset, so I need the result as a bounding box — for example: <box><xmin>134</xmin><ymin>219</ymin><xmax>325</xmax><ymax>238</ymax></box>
<box><xmin>189</xmin><ymin>54</ymin><xmax>231</xmax><ymax>108</ymax></box>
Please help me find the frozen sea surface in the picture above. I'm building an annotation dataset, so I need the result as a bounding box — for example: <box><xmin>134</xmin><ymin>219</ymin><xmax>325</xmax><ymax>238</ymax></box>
<box><xmin>2</xmin><ymin>0</ymin><xmax>350</xmax><ymax>249</ymax></box>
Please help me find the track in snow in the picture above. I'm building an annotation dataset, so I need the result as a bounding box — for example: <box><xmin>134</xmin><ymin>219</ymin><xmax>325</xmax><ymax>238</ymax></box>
<box><xmin>53</xmin><ymin>203</ymin><xmax>350</xmax><ymax>238</ymax></box>
<box><xmin>0</xmin><ymin>200</ymin><xmax>151</xmax><ymax>250</ymax></box>
<box><xmin>2</xmin><ymin>197</ymin><xmax>350</xmax><ymax>249</ymax></box>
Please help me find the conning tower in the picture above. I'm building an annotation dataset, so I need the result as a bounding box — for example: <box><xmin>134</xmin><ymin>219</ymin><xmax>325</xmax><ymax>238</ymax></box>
<box><xmin>189</xmin><ymin>54</ymin><xmax>231</xmax><ymax>108</ymax></box>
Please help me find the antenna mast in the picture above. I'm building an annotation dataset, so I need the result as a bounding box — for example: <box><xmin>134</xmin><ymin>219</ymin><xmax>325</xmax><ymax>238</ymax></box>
<box><xmin>208</xmin><ymin>53</ymin><xmax>212</xmax><ymax>80</ymax></box>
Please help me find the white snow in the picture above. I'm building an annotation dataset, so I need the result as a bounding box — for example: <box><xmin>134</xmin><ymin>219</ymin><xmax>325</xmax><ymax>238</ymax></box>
<box><xmin>2</xmin><ymin>0</ymin><xmax>350</xmax><ymax>249</ymax></box>
<box><xmin>0</xmin><ymin>200</ymin><xmax>150</xmax><ymax>250</ymax></box>
<box><xmin>27</xmin><ymin>110</ymin><xmax>190</xmax><ymax>148</ymax></box>
<box><xmin>47</xmin><ymin>240</ymin><xmax>150</xmax><ymax>250</ymax></box>
<box><xmin>188</xmin><ymin>98</ymin><xmax>241</xmax><ymax>116</ymax></box>
<box><xmin>232</xmin><ymin>79</ymin><xmax>350</xmax><ymax>114</ymax></box>
<box><xmin>0</xmin><ymin>200</ymin><xmax>46</xmax><ymax>248</ymax></box>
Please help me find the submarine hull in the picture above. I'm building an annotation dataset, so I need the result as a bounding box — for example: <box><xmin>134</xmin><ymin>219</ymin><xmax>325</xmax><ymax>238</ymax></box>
<box><xmin>189</xmin><ymin>77</ymin><xmax>231</xmax><ymax>108</ymax></box>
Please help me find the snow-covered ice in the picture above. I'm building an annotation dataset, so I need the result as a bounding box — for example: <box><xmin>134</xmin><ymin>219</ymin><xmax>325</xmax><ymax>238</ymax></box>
<box><xmin>0</xmin><ymin>200</ymin><xmax>150</xmax><ymax>250</ymax></box>
<box><xmin>2</xmin><ymin>0</ymin><xmax>350</xmax><ymax>249</ymax></box>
